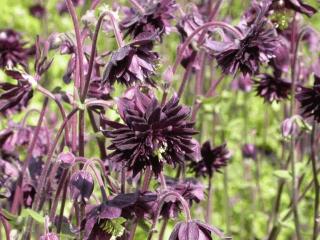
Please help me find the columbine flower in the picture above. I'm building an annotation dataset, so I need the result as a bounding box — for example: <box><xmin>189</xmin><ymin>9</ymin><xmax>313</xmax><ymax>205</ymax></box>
<box><xmin>57</xmin><ymin>0</ymin><xmax>84</xmax><ymax>15</ymax></box>
<box><xmin>232</xmin><ymin>73</ymin><xmax>252</xmax><ymax>92</ymax></box>
<box><xmin>102</xmin><ymin>35</ymin><xmax>159</xmax><ymax>87</ymax></box>
<box><xmin>176</xmin><ymin>8</ymin><xmax>205</xmax><ymax>70</ymax></box>
<box><xmin>212</xmin><ymin>1</ymin><xmax>278</xmax><ymax>75</ymax></box>
<box><xmin>169</xmin><ymin>220</ymin><xmax>227</xmax><ymax>240</ymax></box>
<box><xmin>101</xmin><ymin>88</ymin><xmax>197</xmax><ymax>176</ymax></box>
<box><xmin>0</xmin><ymin>70</ymin><xmax>33</xmax><ymax>116</ymax></box>
<box><xmin>296</xmin><ymin>73</ymin><xmax>320</xmax><ymax>122</ymax></box>
<box><xmin>29</xmin><ymin>4</ymin><xmax>46</xmax><ymax>18</ymax></box>
<box><xmin>160</xmin><ymin>178</ymin><xmax>205</xmax><ymax>218</ymax></box>
<box><xmin>69</xmin><ymin>170</ymin><xmax>94</xmax><ymax>203</ymax></box>
<box><xmin>83</xmin><ymin>203</ymin><xmax>122</xmax><ymax>240</ymax></box>
<box><xmin>189</xmin><ymin>141</ymin><xmax>231</xmax><ymax>178</ymax></box>
<box><xmin>120</xmin><ymin>0</ymin><xmax>177</xmax><ymax>40</ymax></box>
<box><xmin>242</xmin><ymin>144</ymin><xmax>257</xmax><ymax>160</ymax></box>
<box><xmin>271</xmin><ymin>0</ymin><xmax>317</xmax><ymax>17</ymax></box>
<box><xmin>0</xmin><ymin>29</ymin><xmax>29</xmax><ymax>69</ymax></box>
<box><xmin>255</xmin><ymin>72</ymin><xmax>291</xmax><ymax>103</ymax></box>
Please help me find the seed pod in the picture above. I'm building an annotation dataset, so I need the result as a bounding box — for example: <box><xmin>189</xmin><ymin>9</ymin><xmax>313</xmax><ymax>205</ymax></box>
<box><xmin>69</xmin><ymin>170</ymin><xmax>94</xmax><ymax>203</ymax></box>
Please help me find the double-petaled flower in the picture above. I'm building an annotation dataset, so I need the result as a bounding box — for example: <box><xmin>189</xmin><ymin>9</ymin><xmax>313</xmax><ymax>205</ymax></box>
<box><xmin>120</xmin><ymin>0</ymin><xmax>177</xmax><ymax>40</ymax></box>
<box><xmin>189</xmin><ymin>141</ymin><xmax>231</xmax><ymax>178</ymax></box>
<box><xmin>0</xmin><ymin>29</ymin><xmax>29</xmax><ymax>69</ymax></box>
<box><xmin>210</xmin><ymin>1</ymin><xmax>278</xmax><ymax>76</ymax></box>
<box><xmin>102</xmin><ymin>34</ymin><xmax>159</xmax><ymax>87</ymax></box>
<box><xmin>101</xmin><ymin>88</ymin><xmax>197</xmax><ymax>176</ymax></box>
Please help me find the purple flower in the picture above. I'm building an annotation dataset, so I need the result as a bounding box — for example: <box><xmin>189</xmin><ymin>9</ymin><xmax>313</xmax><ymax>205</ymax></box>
<box><xmin>0</xmin><ymin>29</ymin><xmax>29</xmax><ymax>69</ymax></box>
<box><xmin>189</xmin><ymin>141</ymin><xmax>231</xmax><ymax>178</ymax></box>
<box><xmin>102</xmin><ymin>35</ymin><xmax>159</xmax><ymax>87</ymax></box>
<box><xmin>242</xmin><ymin>144</ymin><xmax>257</xmax><ymax>160</ymax></box>
<box><xmin>296</xmin><ymin>73</ymin><xmax>320</xmax><ymax>122</ymax></box>
<box><xmin>176</xmin><ymin>8</ymin><xmax>205</xmax><ymax>70</ymax></box>
<box><xmin>83</xmin><ymin>203</ymin><xmax>122</xmax><ymax>240</ymax></box>
<box><xmin>108</xmin><ymin>191</ymin><xmax>157</xmax><ymax>220</ymax></box>
<box><xmin>101</xmin><ymin>88</ymin><xmax>197</xmax><ymax>176</ymax></box>
<box><xmin>120</xmin><ymin>0</ymin><xmax>177</xmax><ymax>40</ymax></box>
<box><xmin>271</xmin><ymin>0</ymin><xmax>317</xmax><ymax>17</ymax></box>
<box><xmin>270</xmin><ymin>36</ymin><xmax>290</xmax><ymax>73</ymax></box>
<box><xmin>57</xmin><ymin>0</ymin><xmax>84</xmax><ymax>15</ymax></box>
<box><xmin>169</xmin><ymin>220</ymin><xmax>228</xmax><ymax>240</ymax></box>
<box><xmin>69</xmin><ymin>170</ymin><xmax>94</xmax><ymax>203</ymax></box>
<box><xmin>29</xmin><ymin>4</ymin><xmax>46</xmax><ymax>19</ymax></box>
<box><xmin>0</xmin><ymin>69</ymin><xmax>33</xmax><ymax>116</ymax></box>
<box><xmin>255</xmin><ymin>72</ymin><xmax>291</xmax><ymax>102</ymax></box>
<box><xmin>160</xmin><ymin>178</ymin><xmax>205</xmax><ymax>218</ymax></box>
<box><xmin>281</xmin><ymin>117</ymin><xmax>298</xmax><ymax>137</ymax></box>
<box><xmin>232</xmin><ymin>73</ymin><xmax>253</xmax><ymax>92</ymax></box>
<box><xmin>212</xmin><ymin>1</ymin><xmax>278</xmax><ymax>75</ymax></box>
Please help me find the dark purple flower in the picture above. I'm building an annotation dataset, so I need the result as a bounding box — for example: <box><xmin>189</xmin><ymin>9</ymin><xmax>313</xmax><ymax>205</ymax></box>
<box><xmin>108</xmin><ymin>191</ymin><xmax>157</xmax><ymax>220</ymax></box>
<box><xmin>189</xmin><ymin>141</ymin><xmax>231</xmax><ymax>178</ymax></box>
<box><xmin>29</xmin><ymin>4</ymin><xmax>46</xmax><ymax>19</ymax></box>
<box><xmin>255</xmin><ymin>72</ymin><xmax>291</xmax><ymax>102</ymax></box>
<box><xmin>270</xmin><ymin>36</ymin><xmax>290</xmax><ymax>73</ymax></box>
<box><xmin>232</xmin><ymin>73</ymin><xmax>253</xmax><ymax>92</ymax></box>
<box><xmin>120</xmin><ymin>0</ymin><xmax>177</xmax><ymax>40</ymax></box>
<box><xmin>101</xmin><ymin>88</ymin><xmax>197</xmax><ymax>176</ymax></box>
<box><xmin>271</xmin><ymin>0</ymin><xmax>317</xmax><ymax>17</ymax></box>
<box><xmin>57</xmin><ymin>0</ymin><xmax>84</xmax><ymax>15</ymax></box>
<box><xmin>160</xmin><ymin>178</ymin><xmax>205</xmax><ymax>218</ymax></box>
<box><xmin>242</xmin><ymin>144</ymin><xmax>257</xmax><ymax>160</ymax></box>
<box><xmin>83</xmin><ymin>203</ymin><xmax>122</xmax><ymax>240</ymax></box>
<box><xmin>102</xmin><ymin>35</ymin><xmax>159</xmax><ymax>87</ymax></box>
<box><xmin>0</xmin><ymin>70</ymin><xmax>33</xmax><ymax>115</ymax></box>
<box><xmin>176</xmin><ymin>8</ymin><xmax>205</xmax><ymax>70</ymax></box>
<box><xmin>212</xmin><ymin>1</ymin><xmax>278</xmax><ymax>75</ymax></box>
<box><xmin>0</xmin><ymin>29</ymin><xmax>29</xmax><ymax>69</ymax></box>
<box><xmin>88</xmin><ymin>77</ymin><xmax>112</xmax><ymax>100</ymax></box>
<box><xmin>169</xmin><ymin>220</ymin><xmax>228</xmax><ymax>240</ymax></box>
<box><xmin>70</xmin><ymin>170</ymin><xmax>94</xmax><ymax>203</ymax></box>
<box><xmin>296</xmin><ymin>73</ymin><xmax>320</xmax><ymax>122</ymax></box>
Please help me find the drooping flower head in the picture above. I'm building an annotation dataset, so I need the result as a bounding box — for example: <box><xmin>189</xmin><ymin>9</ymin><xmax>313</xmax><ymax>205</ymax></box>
<box><xmin>212</xmin><ymin>1</ymin><xmax>278</xmax><ymax>76</ymax></box>
<box><xmin>29</xmin><ymin>4</ymin><xmax>46</xmax><ymax>19</ymax></box>
<box><xmin>120</xmin><ymin>0</ymin><xmax>177</xmax><ymax>40</ymax></box>
<box><xmin>232</xmin><ymin>73</ymin><xmax>253</xmax><ymax>92</ymax></box>
<box><xmin>101</xmin><ymin>87</ymin><xmax>197</xmax><ymax>176</ymax></box>
<box><xmin>159</xmin><ymin>178</ymin><xmax>205</xmax><ymax>218</ymax></box>
<box><xmin>189</xmin><ymin>141</ymin><xmax>231</xmax><ymax>178</ymax></box>
<box><xmin>169</xmin><ymin>220</ymin><xmax>229</xmax><ymax>240</ymax></box>
<box><xmin>102</xmin><ymin>34</ymin><xmax>159</xmax><ymax>87</ymax></box>
<box><xmin>242</xmin><ymin>143</ymin><xmax>257</xmax><ymax>160</ymax></box>
<box><xmin>0</xmin><ymin>70</ymin><xmax>33</xmax><ymax>116</ymax></box>
<box><xmin>255</xmin><ymin>71</ymin><xmax>291</xmax><ymax>103</ymax></box>
<box><xmin>0</xmin><ymin>29</ymin><xmax>29</xmax><ymax>69</ymax></box>
<box><xmin>57</xmin><ymin>0</ymin><xmax>85</xmax><ymax>15</ymax></box>
<box><xmin>296</xmin><ymin>72</ymin><xmax>320</xmax><ymax>122</ymax></box>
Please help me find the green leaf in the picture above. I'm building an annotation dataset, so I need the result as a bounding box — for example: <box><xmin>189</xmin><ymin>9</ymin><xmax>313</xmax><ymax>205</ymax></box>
<box><xmin>100</xmin><ymin>217</ymin><xmax>126</xmax><ymax>239</ymax></box>
<box><xmin>273</xmin><ymin>170</ymin><xmax>292</xmax><ymax>180</ymax></box>
<box><xmin>21</xmin><ymin>209</ymin><xmax>45</xmax><ymax>224</ymax></box>
<box><xmin>1</xmin><ymin>208</ymin><xmax>18</xmax><ymax>222</ymax></box>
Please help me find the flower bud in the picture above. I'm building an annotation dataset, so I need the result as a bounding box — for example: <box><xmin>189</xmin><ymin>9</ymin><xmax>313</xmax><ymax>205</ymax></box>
<box><xmin>70</xmin><ymin>170</ymin><xmax>94</xmax><ymax>203</ymax></box>
<box><xmin>57</xmin><ymin>152</ymin><xmax>75</xmax><ymax>169</ymax></box>
<box><xmin>281</xmin><ymin>117</ymin><xmax>297</xmax><ymax>138</ymax></box>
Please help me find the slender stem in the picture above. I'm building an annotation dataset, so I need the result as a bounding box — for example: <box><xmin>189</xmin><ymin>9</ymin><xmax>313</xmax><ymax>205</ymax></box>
<box><xmin>147</xmin><ymin>191</ymin><xmax>192</xmax><ymax>240</ymax></box>
<box><xmin>161</xmin><ymin>21</ymin><xmax>242</xmax><ymax>105</ymax></box>
<box><xmin>78</xmin><ymin>109</ymin><xmax>85</xmax><ymax>157</ymax></box>
<box><xmin>121</xmin><ymin>162</ymin><xmax>126</xmax><ymax>193</ymax></box>
<box><xmin>65</xmin><ymin>0</ymin><xmax>85</xmax><ymax>90</ymax></box>
<box><xmin>311</xmin><ymin>121</ymin><xmax>319</xmax><ymax>240</ymax></box>
<box><xmin>290</xmin><ymin>14</ymin><xmax>301</xmax><ymax>240</ymax></box>
<box><xmin>49</xmin><ymin>169</ymin><xmax>69</xmax><ymax>221</ymax></box>
<box><xmin>57</xmin><ymin>173</ymin><xmax>70</xmax><ymax>234</ymax></box>
<box><xmin>159</xmin><ymin>172</ymin><xmax>167</xmax><ymax>190</ymax></box>
<box><xmin>109</xmin><ymin>12</ymin><xmax>124</xmax><ymax>48</ymax></box>
<box><xmin>0</xmin><ymin>211</ymin><xmax>10</xmax><ymax>240</ymax></box>
<box><xmin>22</xmin><ymin>108</ymin><xmax>79</xmax><ymax>240</ymax></box>
<box><xmin>177</xmin><ymin>62</ymin><xmax>193</xmax><ymax>98</ymax></box>
<box><xmin>191</xmin><ymin>74</ymin><xmax>224</xmax><ymax>121</ymax></box>
<box><xmin>11</xmin><ymin>98</ymin><xmax>49</xmax><ymax>214</ymax></box>
<box><xmin>158</xmin><ymin>218</ymin><xmax>168</xmax><ymax>240</ymax></box>
<box><xmin>81</xmin><ymin>12</ymin><xmax>108</xmax><ymax>102</ymax></box>
<box><xmin>129</xmin><ymin>0</ymin><xmax>145</xmax><ymax>15</ymax></box>
<box><xmin>206</xmin><ymin>176</ymin><xmax>213</xmax><ymax>224</ymax></box>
